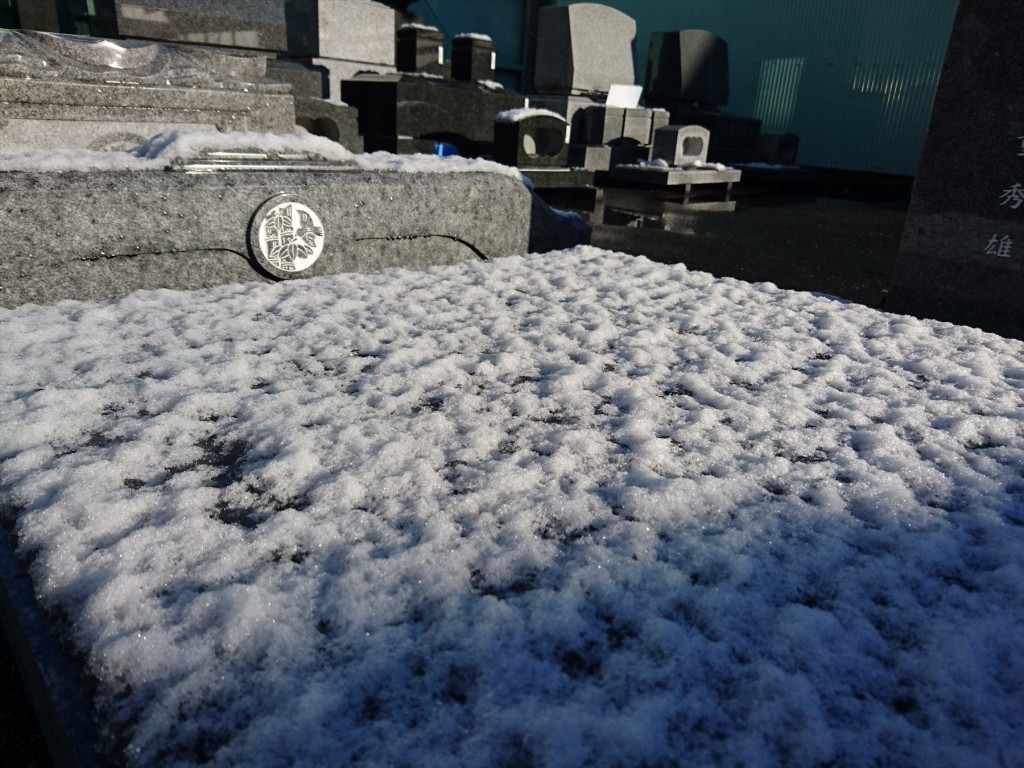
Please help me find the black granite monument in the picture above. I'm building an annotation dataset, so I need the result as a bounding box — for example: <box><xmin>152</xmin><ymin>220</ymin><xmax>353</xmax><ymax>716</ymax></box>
<box><xmin>887</xmin><ymin>0</ymin><xmax>1023</xmax><ymax>339</ymax></box>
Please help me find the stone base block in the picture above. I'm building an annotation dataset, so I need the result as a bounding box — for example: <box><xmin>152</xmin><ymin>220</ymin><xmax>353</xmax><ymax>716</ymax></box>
<box><xmin>652</xmin><ymin>125</ymin><xmax>710</xmax><ymax>166</ymax></box>
<box><xmin>342</xmin><ymin>75</ymin><xmax>525</xmax><ymax>154</ymax></box>
<box><xmin>568</xmin><ymin>144</ymin><xmax>612</xmax><ymax>172</ymax></box>
<box><xmin>0</xmin><ymin>156</ymin><xmax>531</xmax><ymax>307</ymax></box>
<box><xmin>493</xmin><ymin>113</ymin><xmax>569</xmax><ymax>168</ymax></box>
<box><xmin>294</xmin><ymin>97</ymin><xmax>363</xmax><ymax>152</ymax></box>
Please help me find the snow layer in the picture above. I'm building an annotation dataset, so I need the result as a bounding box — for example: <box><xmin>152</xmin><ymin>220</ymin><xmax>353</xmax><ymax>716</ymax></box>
<box><xmin>0</xmin><ymin>130</ymin><xmax>522</xmax><ymax>178</ymax></box>
<box><xmin>1</xmin><ymin>248</ymin><xmax>1022</xmax><ymax>767</ymax></box>
<box><xmin>495</xmin><ymin>107</ymin><xmax>568</xmax><ymax>124</ymax></box>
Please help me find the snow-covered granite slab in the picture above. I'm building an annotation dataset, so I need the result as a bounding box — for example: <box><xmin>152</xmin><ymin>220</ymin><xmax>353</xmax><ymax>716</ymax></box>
<box><xmin>1</xmin><ymin>248</ymin><xmax>1022</xmax><ymax>767</ymax></box>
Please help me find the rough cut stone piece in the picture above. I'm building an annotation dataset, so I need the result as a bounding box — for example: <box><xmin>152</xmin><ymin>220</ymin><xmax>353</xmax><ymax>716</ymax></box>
<box><xmin>0</xmin><ymin>30</ymin><xmax>295</xmax><ymax>150</ymax></box>
<box><xmin>646</xmin><ymin>30</ymin><xmax>729</xmax><ymax>107</ymax></box>
<box><xmin>533</xmin><ymin>3</ymin><xmax>636</xmax><ymax>96</ymax></box>
<box><xmin>887</xmin><ymin>0</ymin><xmax>1023</xmax><ymax>339</ymax></box>
<box><xmin>494</xmin><ymin>112</ymin><xmax>569</xmax><ymax>168</ymax></box>
<box><xmin>452</xmin><ymin>35</ymin><xmax>496</xmax><ymax>83</ymax></box>
<box><xmin>397</xmin><ymin>25</ymin><xmax>446</xmax><ymax>75</ymax></box>
<box><xmin>114</xmin><ymin>0</ymin><xmax>287</xmax><ymax>52</ymax></box>
<box><xmin>652</xmin><ymin>125</ymin><xmax>710</xmax><ymax>166</ymax></box>
<box><xmin>286</xmin><ymin>0</ymin><xmax>396</xmax><ymax>65</ymax></box>
<box><xmin>0</xmin><ymin>144</ymin><xmax>532</xmax><ymax>307</ymax></box>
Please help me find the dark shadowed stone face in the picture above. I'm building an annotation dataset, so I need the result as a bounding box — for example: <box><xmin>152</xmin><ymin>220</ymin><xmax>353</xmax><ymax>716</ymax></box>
<box><xmin>888</xmin><ymin>0</ymin><xmax>1024</xmax><ymax>340</ymax></box>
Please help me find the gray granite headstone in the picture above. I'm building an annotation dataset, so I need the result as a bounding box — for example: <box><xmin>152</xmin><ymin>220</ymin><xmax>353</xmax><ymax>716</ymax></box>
<box><xmin>114</xmin><ymin>0</ymin><xmax>287</xmax><ymax>52</ymax></box>
<box><xmin>887</xmin><ymin>0</ymin><xmax>1023</xmax><ymax>340</ymax></box>
<box><xmin>0</xmin><ymin>30</ymin><xmax>295</xmax><ymax>151</ymax></box>
<box><xmin>645</xmin><ymin>30</ymin><xmax>729</xmax><ymax>107</ymax></box>
<box><xmin>286</xmin><ymin>0</ymin><xmax>398</xmax><ymax>100</ymax></box>
<box><xmin>533</xmin><ymin>3</ymin><xmax>636</xmax><ymax>96</ymax></box>
<box><xmin>0</xmin><ymin>139</ymin><xmax>533</xmax><ymax>306</ymax></box>
<box><xmin>287</xmin><ymin>0</ymin><xmax>395</xmax><ymax>63</ymax></box>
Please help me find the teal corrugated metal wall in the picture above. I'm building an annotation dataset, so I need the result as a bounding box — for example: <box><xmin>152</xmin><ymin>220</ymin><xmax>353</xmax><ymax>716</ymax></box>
<box><xmin>558</xmin><ymin>0</ymin><xmax>958</xmax><ymax>174</ymax></box>
<box><xmin>411</xmin><ymin>0</ymin><xmax>958</xmax><ymax>174</ymax></box>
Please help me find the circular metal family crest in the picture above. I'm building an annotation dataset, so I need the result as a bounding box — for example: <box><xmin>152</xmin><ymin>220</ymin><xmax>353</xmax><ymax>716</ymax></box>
<box><xmin>248</xmin><ymin>195</ymin><xmax>325</xmax><ymax>279</ymax></box>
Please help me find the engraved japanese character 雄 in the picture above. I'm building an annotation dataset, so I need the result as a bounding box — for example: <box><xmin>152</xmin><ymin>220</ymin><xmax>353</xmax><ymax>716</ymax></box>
<box><xmin>984</xmin><ymin>234</ymin><xmax>1012</xmax><ymax>258</ymax></box>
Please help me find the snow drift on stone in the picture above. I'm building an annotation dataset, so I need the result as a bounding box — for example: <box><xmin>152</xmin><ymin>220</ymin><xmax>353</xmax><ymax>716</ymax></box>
<box><xmin>1</xmin><ymin>248</ymin><xmax>1022</xmax><ymax>767</ymax></box>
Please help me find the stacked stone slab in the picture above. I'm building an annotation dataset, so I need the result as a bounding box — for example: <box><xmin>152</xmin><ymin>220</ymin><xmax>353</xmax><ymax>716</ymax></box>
<box><xmin>526</xmin><ymin>3</ymin><xmax>664</xmax><ymax>173</ymax></box>
<box><xmin>265</xmin><ymin>59</ymin><xmax>363</xmax><ymax>151</ymax></box>
<box><xmin>7</xmin><ymin>0</ymin><xmax>367</xmax><ymax>153</ymax></box>
<box><xmin>644</xmin><ymin>30</ymin><xmax>762</xmax><ymax>165</ymax></box>
<box><xmin>285</xmin><ymin>0</ymin><xmax>398</xmax><ymax>100</ymax></box>
<box><xmin>112</xmin><ymin>0</ymin><xmax>287</xmax><ymax>51</ymax></box>
<box><xmin>342</xmin><ymin>25</ymin><xmax>524</xmax><ymax>157</ymax></box>
<box><xmin>0</xmin><ymin>30</ymin><xmax>295</xmax><ymax>151</ymax></box>
<box><xmin>0</xmin><ymin>138</ymin><xmax>533</xmax><ymax>307</ymax></box>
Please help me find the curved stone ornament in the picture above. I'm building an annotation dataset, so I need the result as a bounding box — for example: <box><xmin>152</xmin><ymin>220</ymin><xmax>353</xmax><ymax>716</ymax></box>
<box><xmin>248</xmin><ymin>196</ymin><xmax>326</xmax><ymax>280</ymax></box>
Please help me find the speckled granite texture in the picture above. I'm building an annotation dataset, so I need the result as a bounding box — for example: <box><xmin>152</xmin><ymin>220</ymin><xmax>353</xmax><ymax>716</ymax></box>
<box><xmin>0</xmin><ymin>30</ymin><xmax>295</xmax><ymax>150</ymax></box>
<box><xmin>533</xmin><ymin>4</ymin><xmax>635</xmax><ymax>96</ymax></box>
<box><xmin>114</xmin><ymin>0</ymin><xmax>288</xmax><ymax>52</ymax></box>
<box><xmin>0</xmin><ymin>165</ymin><xmax>531</xmax><ymax>307</ymax></box>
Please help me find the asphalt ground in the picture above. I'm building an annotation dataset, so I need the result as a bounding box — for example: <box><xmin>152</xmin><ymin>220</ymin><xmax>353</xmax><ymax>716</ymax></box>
<box><xmin>591</xmin><ymin>200</ymin><xmax>908</xmax><ymax>310</ymax></box>
<box><xmin>0</xmin><ymin>197</ymin><xmax>908</xmax><ymax>768</ymax></box>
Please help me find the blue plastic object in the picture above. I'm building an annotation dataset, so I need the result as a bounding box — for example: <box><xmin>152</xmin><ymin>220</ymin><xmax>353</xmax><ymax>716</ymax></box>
<box><xmin>434</xmin><ymin>142</ymin><xmax>461</xmax><ymax>157</ymax></box>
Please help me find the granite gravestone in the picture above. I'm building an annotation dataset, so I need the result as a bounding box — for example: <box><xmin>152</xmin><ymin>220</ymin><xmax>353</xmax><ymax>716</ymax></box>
<box><xmin>0</xmin><ymin>134</ymin><xmax>533</xmax><ymax>307</ymax></box>
<box><xmin>0</xmin><ymin>30</ymin><xmax>294</xmax><ymax>151</ymax></box>
<box><xmin>286</xmin><ymin>0</ymin><xmax>397</xmax><ymax>99</ymax></box>
<box><xmin>533</xmin><ymin>3</ymin><xmax>635</xmax><ymax>96</ymax></box>
<box><xmin>646</xmin><ymin>30</ymin><xmax>729</xmax><ymax>107</ymax></box>
<box><xmin>644</xmin><ymin>30</ymin><xmax>761</xmax><ymax>164</ymax></box>
<box><xmin>887</xmin><ymin>0</ymin><xmax>1023</xmax><ymax>339</ymax></box>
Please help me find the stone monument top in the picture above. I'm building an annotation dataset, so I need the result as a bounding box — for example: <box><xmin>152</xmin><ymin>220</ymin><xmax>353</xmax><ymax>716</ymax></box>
<box><xmin>533</xmin><ymin>3</ymin><xmax>636</xmax><ymax>96</ymax></box>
